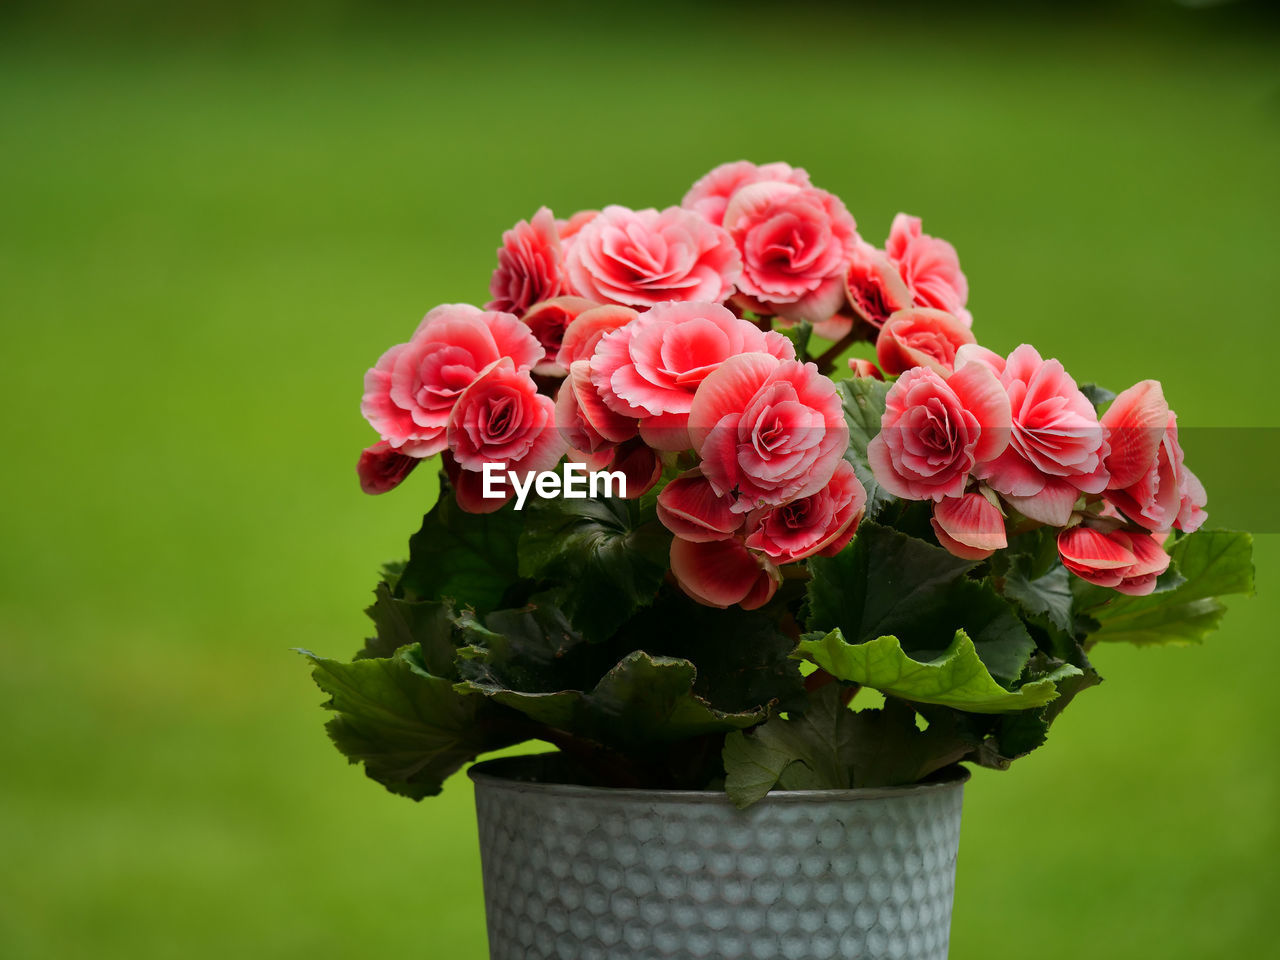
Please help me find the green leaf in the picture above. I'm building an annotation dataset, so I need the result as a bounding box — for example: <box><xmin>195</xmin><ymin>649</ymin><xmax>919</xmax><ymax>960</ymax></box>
<box><xmin>395</xmin><ymin>492</ymin><xmax>526</xmax><ymax>615</ymax></box>
<box><xmin>1079</xmin><ymin>383</ymin><xmax>1116</xmax><ymax>411</ymax></box>
<box><xmin>780</xmin><ymin>320</ymin><xmax>813</xmax><ymax>362</ymax></box>
<box><xmin>610</xmin><ymin>591</ymin><xmax>805</xmax><ymax>715</ymax></box>
<box><xmin>460</xmin><ymin>649</ymin><xmax>767</xmax><ymax>749</ymax></box>
<box><xmin>1074</xmin><ymin>530</ymin><xmax>1254</xmax><ymax>646</ymax></box>
<box><xmin>359</xmin><ymin>583</ymin><xmax>458</xmax><ymax>676</ymax></box>
<box><xmin>722</xmin><ymin>687</ymin><xmax>970</xmax><ymax>807</ymax></box>
<box><xmin>797</xmin><ymin>628</ymin><xmax>1077</xmax><ymax>713</ymax></box>
<box><xmin>723</xmin><ymin>685</ymin><xmax>860</xmax><ymax>806</ymax></box>
<box><xmin>518</xmin><ymin>496</ymin><xmax>671</xmax><ymax>642</ymax></box>
<box><xmin>1001</xmin><ymin>556</ymin><xmax>1075</xmax><ymax>634</ymax></box>
<box><xmin>304</xmin><ymin>646</ymin><xmax>525</xmax><ymax>800</ymax></box>
<box><xmin>808</xmin><ymin>522</ymin><xmax>1035</xmax><ymax>684</ymax></box>
<box><xmin>834</xmin><ymin>378</ymin><xmax>896</xmax><ymax>518</ymax></box>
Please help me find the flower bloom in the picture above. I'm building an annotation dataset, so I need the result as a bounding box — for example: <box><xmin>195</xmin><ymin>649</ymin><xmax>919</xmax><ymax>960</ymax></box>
<box><xmin>445</xmin><ymin>358</ymin><xmax>566</xmax><ymax>512</ymax></box>
<box><xmin>656</xmin><ymin>468</ymin><xmax>744</xmax><ymax>542</ymax></box>
<box><xmin>867</xmin><ymin>364</ymin><xmax>1011</xmax><ymax>502</ymax></box>
<box><xmin>875</xmin><ymin>307</ymin><xmax>976</xmax><ymax>377</ymax></box>
<box><xmin>361</xmin><ymin>304</ymin><xmax>543</xmax><ymax>457</ymax></box>
<box><xmin>968</xmin><ymin>344</ymin><xmax>1109</xmax><ymax>526</ymax></box>
<box><xmin>590</xmin><ymin>301</ymin><xmax>794</xmax><ymax>450</ymax></box>
<box><xmin>844</xmin><ymin>240</ymin><xmax>914</xmax><ymax>329</ymax></box>
<box><xmin>681</xmin><ymin>160</ymin><xmax>812</xmax><ymax>227</ymax></box>
<box><xmin>556</xmin><ymin>304</ymin><xmax>638</xmax><ymax>368</ymax></box>
<box><xmin>564</xmin><ymin>205</ymin><xmax>741</xmax><ymax>309</ymax></box>
<box><xmin>356</xmin><ymin>441</ymin><xmax>421</xmax><ymax>495</ymax></box>
<box><xmin>847</xmin><ymin>357</ymin><xmax>884</xmax><ymax>379</ymax></box>
<box><xmin>723</xmin><ymin>182</ymin><xmax>859</xmax><ymax>323</ymax></box>
<box><xmin>669</xmin><ymin>536</ymin><xmax>779</xmax><ymax>610</ymax></box>
<box><xmin>520</xmin><ymin>296</ymin><xmax>599</xmax><ymax>376</ymax></box>
<box><xmin>1057</xmin><ymin>525</ymin><xmax>1171</xmax><ymax>596</ymax></box>
<box><xmin>689</xmin><ymin>354</ymin><xmax>848</xmax><ymax>512</ymax></box>
<box><xmin>885</xmin><ymin>214</ymin><xmax>972</xmax><ymax>326</ymax></box>
<box><xmin>606</xmin><ymin>436</ymin><xmax>664</xmax><ymax>499</ymax></box>
<box><xmin>487</xmin><ymin>207</ymin><xmax>565</xmax><ymax>317</ymax></box>
<box><xmin>555</xmin><ymin>359</ymin><xmax>638</xmax><ymax>460</ymax></box>
<box><xmin>930</xmin><ymin>492</ymin><xmax>1007</xmax><ymax>560</ymax></box>
<box><xmin>744</xmin><ymin>460</ymin><xmax>867</xmax><ymax>562</ymax></box>
<box><xmin>1101</xmin><ymin>380</ymin><xmax>1207</xmax><ymax>533</ymax></box>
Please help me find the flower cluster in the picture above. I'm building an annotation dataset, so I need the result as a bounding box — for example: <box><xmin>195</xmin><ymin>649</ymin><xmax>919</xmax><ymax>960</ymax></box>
<box><xmin>320</xmin><ymin>161</ymin><xmax>1248</xmax><ymax>810</ymax></box>
<box><xmin>357</xmin><ymin>160</ymin><xmax>1206</xmax><ymax>606</ymax></box>
<box><xmin>865</xmin><ymin>332</ymin><xmax>1207</xmax><ymax>595</ymax></box>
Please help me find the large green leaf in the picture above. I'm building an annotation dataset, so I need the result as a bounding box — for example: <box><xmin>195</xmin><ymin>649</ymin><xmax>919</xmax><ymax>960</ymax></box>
<box><xmin>454</xmin><ymin>589</ymin><xmax>803</xmax><ymax>742</ymax></box>
<box><xmin>835</xmin><ymin>377</ymin><xmax>895</xmax><ymax>519</ymax></box>
<box><xmin>395</xmin><ymin>491</ymin><xmax>526</xmax><ymax>615</ymax></box>
<box><xmin>304</xmin><ymin>646</ymin><xmax>525</xmax><ymax>800</ymax></box>
<box><xmin>359</xmin><ymin>582</ymin><xmax>457</xmax><ymax>677</ymax></box>
<box><xmin>722</xmin><ymin>687</ymin><xmax>970</xmax><ymax>807</ymax></box>
<box><xmin>807</xmin><ymin>522</ymin><xmax>1035</xmax><ymax>685</ymax></box>
<box><xmin>518</xmin><ymin>496</ymin><xmax>671</xmax><ymax>642</ymax></box>
<box><xmin>798</xmin><ymin>628</ymin><xmax>1077</xmax><ymax>713</ymax></box>
<box><xmin>1000</xmin><ymin>556</ymin><xmax>1075</xmax><ymax>635</ymax></box>
<box><xmin>610</xmin><ymin>591</ymin><xmax>805</xmax><ymax>715</ymax></box>
<box><xmin>459</xmin><ymin>648</ymin><xmax>766</xmax><ymax>749</ymax></box>
<box><xmin>1074</xmin><ymin>530</ymin><xmax>1254</xmax><ymax>646</ymax></box>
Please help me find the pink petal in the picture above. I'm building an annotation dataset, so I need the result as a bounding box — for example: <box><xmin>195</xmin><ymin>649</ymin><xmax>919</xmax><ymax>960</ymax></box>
<box><xmin>948</xmin><ymin>361</ymin><xmax>1011</xmax><ymax>464</ymax></box>
<box><xmin>1101</xmin><ymin>380</ymin><xmax>1169</xmax><ymax>490</ymax></box>
<box><xmin>1057</xmin><ymin>526</ymin><xmax>1138</xmax><ymax>570</ymax></box>
<box><xmin>932</xmin><ymin>493</ymin><xmax>1007</xmax><ymax>553</ymax></box>
<box><xmin>670</xmin><ymin>537</ymin><xmax>774</xmax><ymax>609</ymax></box>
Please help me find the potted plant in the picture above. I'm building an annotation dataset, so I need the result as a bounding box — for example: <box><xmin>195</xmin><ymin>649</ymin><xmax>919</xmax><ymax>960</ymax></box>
<box><xmin>304</xmin><ymin>161</ymin><xmax>1254</xmax><ymax>960</ymax></box>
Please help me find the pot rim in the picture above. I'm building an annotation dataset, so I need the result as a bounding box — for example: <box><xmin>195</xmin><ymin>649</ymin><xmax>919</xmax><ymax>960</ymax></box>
<box><xmin>468</xmin><ymin>752</ymin><xmax>970</xmax><ymax>804</ymax></box>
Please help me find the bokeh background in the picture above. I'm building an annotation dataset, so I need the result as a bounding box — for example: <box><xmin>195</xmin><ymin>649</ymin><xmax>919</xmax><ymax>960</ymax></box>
<box><xmin>2</xmin><ymin>1</ymin><xmax>1277</xmax><ymax>957</ymax></box>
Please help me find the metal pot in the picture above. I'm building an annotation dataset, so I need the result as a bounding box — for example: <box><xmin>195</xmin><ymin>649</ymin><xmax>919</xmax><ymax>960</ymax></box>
<box><xmin>469</xmin><ymin>754</ymin><xmax>967</xmax><ymax>960</ymax></box>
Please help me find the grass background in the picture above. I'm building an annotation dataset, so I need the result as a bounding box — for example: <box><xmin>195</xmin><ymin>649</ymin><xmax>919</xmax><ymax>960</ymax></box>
<box><xmin>1</xmin><ymin>2</ymin><xmax>1277</xmax><ymax>957</ymax></box>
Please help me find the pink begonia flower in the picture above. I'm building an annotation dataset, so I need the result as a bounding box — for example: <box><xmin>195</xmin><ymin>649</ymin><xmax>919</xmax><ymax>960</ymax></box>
<box><xmin>682</xmin><ymin>160</ymin><xmax>812</xmax><ymax>227</ymax></box>
<box><xmin>847</xmin><ymin>357</ymin><xmax>884</xmax><ymax>380</ymax></box>
<box><xmin>688</xmin><ymin>354</ymin><xmax>848</xmax><ymax>513</ymax></box>
<box><xmin>487</xmin><ymin>207</ymin><xmax>565</xmax><ymax>317</ymax></box>
<box><xmin>723</xmin><ymin>182</ymin><xmax>859</xmax><ymax>323</ymax></box>
<box><xmin>590</xmin><ymin>301</ymin><xmax>794</xmax><ymax>451</ymax></box>
<box><xmin>885</xmin><ymin>214</ymin><xmax>972</xmax><ymax>327</ymax></box>
<box><xmin>1058</xmin><ymin>525</ymin><xmax>1171</xmax><ymax>596</ymax></box>
<box><xmin>875</xmin><ymin>307</ymin><xmax>976</xmax><ymax>377</ymax></box>
<box><xmin>445</xmin><ymin>358</ymin><xmax>566</xmax><ymax>513</ymax></box>
<box><xmin>361</xmin><ymin>304</ymin><xmax>543</xmax><ymax>457</ymax></box>
<box><xmin>968</xmin><ymin>344</ymin><xmax>1109</xmax><ymax>526</ymax></box>
<box><xmin>656</xmin><ymin>468</ymin><xmax>745</xmax><ymax>543</ymax></box>
<box><xmin>744</xmin><ymin>460</ymin><xmax>867</xmax><ymax>563</ymax></box>
<box><xmin>867</xmin><ymin>364</ymin><xmax>1011</xmax><ymax>502</ymax></box>
<box><xmin>609</xmin><ymin>437</ymin><xmax>664</xmax><ymax>500</ymax></box>
<box><xmin>951</xmin><ymin>342</ymin><xmax>1006</xmax><ymax>376</ymax></box>
<box><xmin>554</xmin><ymin>360</ymin><xmax>638</xmax><ymax>458</ymax></box>
<box><xmin>520</xmin><ymin>296</ymin><xmax>599</xmax><ymax>376</ymax></box>
<box><xmin>564</xmin><ymin>205</ymin><xmax>741</xmax><ymax>309</ymax></box>
<box><xmin>1105</xmin><ymin>407</ymin><xmax>1207</xmax><ymax>534</ymax></box>
<box><xmin>556</xmin><ymin>304</ymin><xmax>638</xmax><ymax>368</ymax></box>
<box><xmin>669</xmin><ymin>536</ymin><xmax>780</xmax><ymax>610</ymax></box>
<box><xmin>555</xmin><ymin>210</ymin><xmax>600</xmax><ymax>297</ymax></box>
<box><xmin>1100</xmin><ymin>380</ymin><xmax>1169</xmax><ymax>490</ymax></box>
<box><xmin>356</xmin><ymin>440</ymin><xmax>420</xmax><ymax>495</ymax></box>
<box><xmin>930</xmin><ymin>492</ymin><xmax>1007</xmax><ymax>561</ymax></box>
<box><xmin>844</xmin><ymin>240</ymin><xmax>915</xmax><ymax>329</ymax></box>
<box><xmin>557</xmin><ymin>209</ymin><xmax>599</xmax><ymax>244</ymax></box>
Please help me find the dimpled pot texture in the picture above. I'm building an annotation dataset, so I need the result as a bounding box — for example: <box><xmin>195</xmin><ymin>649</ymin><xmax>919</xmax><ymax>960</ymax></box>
<box><xmin>469</xmin><ymin>755</ymin><xmax>968</xmax><ymax>960</ymax></box>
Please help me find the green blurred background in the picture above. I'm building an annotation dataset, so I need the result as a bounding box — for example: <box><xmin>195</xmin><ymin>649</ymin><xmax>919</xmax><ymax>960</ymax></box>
<box><xmin>2</xmin><ymin>1</ymin><xmax>1277</xmax><ymax>957</ymax></box>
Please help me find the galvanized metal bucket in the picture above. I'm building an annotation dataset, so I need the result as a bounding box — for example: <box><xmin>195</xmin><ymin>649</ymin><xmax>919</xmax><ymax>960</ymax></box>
<box><xmin>469</xmin><ymin>754</ymin><xmax>967</xmax><ymax>960</ymax></box>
